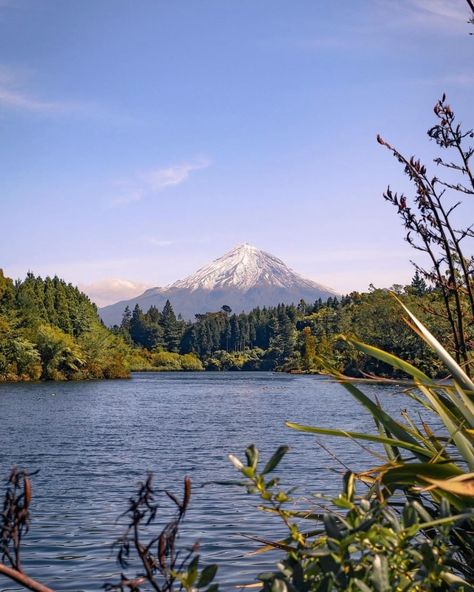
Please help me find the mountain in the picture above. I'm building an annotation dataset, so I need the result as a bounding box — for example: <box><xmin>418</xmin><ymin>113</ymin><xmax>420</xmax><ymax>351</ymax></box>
<box><xmin>99</xmin><ymin>244</ymin><xmax>338</xmax><ymax>325</ymax></box>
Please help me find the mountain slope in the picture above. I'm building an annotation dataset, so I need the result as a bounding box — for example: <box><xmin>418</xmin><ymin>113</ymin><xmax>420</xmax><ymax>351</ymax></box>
<box><xmin>99</xmin><ymin>244</ymin><xmax>338</xmax><ymax>325</ymax></box>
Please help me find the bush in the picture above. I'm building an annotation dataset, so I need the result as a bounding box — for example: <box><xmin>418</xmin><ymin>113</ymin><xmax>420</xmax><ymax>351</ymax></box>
<box><xmin>230</xmin><ymin>303</ymin><xmax>474</xmax><ymax>589</ymax></box>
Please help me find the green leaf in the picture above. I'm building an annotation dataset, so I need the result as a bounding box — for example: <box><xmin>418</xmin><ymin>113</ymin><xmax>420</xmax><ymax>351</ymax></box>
<box><xmin>372</xmin><ymin>555</ymin><xmax>389</xmax><ymax>592</ymax></box>
<box><xmin>340</xmin><ymin>381</ymin><xmax>427</xmax><ymax>457</ymax></box>
<box><xmin>262</xmin><ymin>446</ymin><xmax>289</xmax><ymax>474</ymax></box>
<box><xmin>452</xmin><ymin>381</ymin><xmax>474</xmax><ymax>428</ymax></box>
<box><xmin>197</xmin><ymin>564</ymin><xmax>218</xmax><ymax>588</ymax></box>
<box><xmin>343</xmin><ymin>471</ymin><xmax>355</xmax><ymax>502</ymax></box>
<box><xmin>402</xmin><ymin>504</ymin><xmax>418</xmax><ymax>528</ymax></box>
<box><xmin>353</xmin><ymin>579</ymin><xmax>373</xmax><ymax>592</ymax></box>
<box><xmin>380</xmin><ymin>462</ymin><xmax>463</xmax><ymax>488</ymax></box>
<box><xmin>417</xmin><ymin>383</ymin><xmax>474</xmax><ymax>471</ymax></box>
<box><xmin>394</xmin><ymin>295</ymin><xmax>474</xmax><ymax>393</ymax></box>
<box><xmin>286</xmin><ymin>422</ymin><xmax>434</xmax><ymax>459</ymax></box>
<box><xmin>271</xmin><ymin>580</ymin><xmax>288</xmax><ymax>592</ymax></box>
<box><xmin>187</xmin><ymin>555</ymin><xmax>200</xmax><ymax>587</ymax></box>
<box><xmin>345</xmin><ymin>336</ymin><xmax>433</xmax><ymax>384</ymax></box>
<box><xmin>245</xmin><ymin>444</ymin><xmax>259</xmax><ymax>470</ymax></box>
<box><xmin>324</xmin><ymin>514</ymin><xmax>343</xmax><ymax>540</ymax></box>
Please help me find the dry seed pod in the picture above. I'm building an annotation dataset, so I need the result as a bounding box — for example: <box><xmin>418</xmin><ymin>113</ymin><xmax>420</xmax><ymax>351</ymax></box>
<box><xmin>24</xmin><ymin>477</ymin><xmax>32</xmax><ymax>509</ymax></box>
<box><xmin>183</xmin><ymin>477</ymin><xmax>192</xmax><ymax>511</ymax></box>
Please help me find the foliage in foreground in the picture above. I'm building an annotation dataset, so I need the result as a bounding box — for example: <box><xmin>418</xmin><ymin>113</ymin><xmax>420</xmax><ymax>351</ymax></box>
<box><xmin>230</xmin><ymin>446</ymin><xmax>473</xmax><ymax>591</ymax></box>
<box><xmin>0</xmin><ymin>469</ymin><xmax>218</xmax><ymax>592</ymax></box>
<box><xmin>229</xmin><ymin>301</ymin><xmax>474</xmax><ymax>590</ymax></box>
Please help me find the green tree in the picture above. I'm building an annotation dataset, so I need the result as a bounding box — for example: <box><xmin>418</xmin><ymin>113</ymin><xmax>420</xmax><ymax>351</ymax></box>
<box><xmin>160</xmin><ymin>300</ymin><xmax>183</xmax><ymax>352</ymax></box>
<box><xmin>410</xmin><ymin>270</ymin><xmax>428</xmax><ymax>296</ymax></box>
<box><xmin>35</xmin><ymin>325</ymin><xmax>85</xmax><ymax>380</ymax></box>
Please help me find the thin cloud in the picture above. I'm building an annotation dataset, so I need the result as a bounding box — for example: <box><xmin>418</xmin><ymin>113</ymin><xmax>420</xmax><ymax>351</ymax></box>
<box><xmin>0</xmin><ymin>65</ymin><xmax>138</xmax><ymax>124</ymax></box>
<box><xmin>112</xmin><ymin>158</ymin><xmax>211</xmax><ymax>206</ymax></box>
<box><xmin>144</xmin><ymin>236</ymin><xmax>216</xmax><ymax>248</ymax></box>
<box><xmin>375</xmin><ymin>0</ymin><xmax>472</xmax><ymax>33</ymax></box>
<box><xmin>142</xmin><ymin>160</ymin><xmax>210</xmax><ymax>191</ymax></box>
<box><xmin>408</xmin><ymin>0</ymin><xmax>471</xmax><ymax>22</ymax></box>
<box><xmin>146</xmin><ymin>238</ymin><xmax>175</xmax><ymax>247</ymax></box>
<box><xmin>0</xmin><ymin>65</ymin><xmax>85</xmax><ymax>114</ymax></box>
<box><xmin>79</xmin><ymin>278</ymin><xmax>152</xmax><ymax>307</ymax></box>
<box><xmin>0</xmin><ymin>86</ymin><xmax>80</xmax><ymax>113</ymax></box>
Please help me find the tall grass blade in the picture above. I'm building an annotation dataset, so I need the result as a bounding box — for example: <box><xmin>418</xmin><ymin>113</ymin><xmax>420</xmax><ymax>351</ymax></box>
<box><xmin>286</xmin><ymin>422</ymin><xmax>434</xmax><ymax>458</ymax></box>
<box><xmin>394</xmin><ymin>295</ymin><xmax>474</xmax><ymax>392</ymax></box>
<box><xmin>417</xmin><ymin>383</ymin><xmax>474</xmax><ymax>471</ymax></box>
<box><xmin>345</xmin><ymin>336</ymin><xmax>434</xmax><ymax>384</ymax></box>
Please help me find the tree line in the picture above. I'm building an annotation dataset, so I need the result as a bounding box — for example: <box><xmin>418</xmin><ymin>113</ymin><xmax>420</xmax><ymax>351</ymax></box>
<box><xmin>0</xmin><ymin>265</ymin><xmax>466</xmax><ymax>380</ymax></box>
<box><xmin>0</xmin><ymin>270</ymin><xmax>206</xmax><ymax>381</ymax></box>
<box><xmin>113</xmin><ymin>271</ymin><xmax>452</xmax><ymax>377</ymax></box>
<box><xmin>0</xmin><ymin>270</ymin><xmax>132</xmax><ymax>381</ymax></box>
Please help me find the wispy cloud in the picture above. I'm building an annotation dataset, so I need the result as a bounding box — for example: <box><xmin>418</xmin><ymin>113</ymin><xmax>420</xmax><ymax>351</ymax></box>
<box><xmin>0</xmin><ymin>65</ymin><xmax>139</xmax><ymax>124</ymax></box>
<box><xmin>79</xmin><ymin>278</ymin><xmax>152</xmax><ymax>307</ymax></box>
<box><xmin>142</xmin><ymin>160</ymin><xmax>210</xmax><ymax>191</ymax></box>
<box><xmin>146</xmin><ymin>238</ymin><xmax>175</xmax><ymax>247</ymax></box>
<box><xmin>112</xmin><ymin>157</ymin><xmax>211</xmax><ymax>206</ymax></box>
<box><xmin>144</xmin><ymin>235</ymin><xmax>215</xmax><ymax>248</ymax></box>
<box><xmin>0</xmin><ymin>64</ymin><xmax>92</xmax><ymax>117</ymax></box>
<box><xmin>375</xmin><ymin>0</ymin><xmax>472</xmax><ymax>33</ymax></box>
<box><xmin>0</xmin><ymin>86</ymin><xmax>80</xmax><ymax>113</ymax></box>
<box><xmin>288</xmin><ymin>0</ymin><xmax>472</xmax><ymax>56</ymax></box>
<box><xmin>407</xmin><ymin>0</ymin><xmax>471</xmax><ymax>22</ymax></box>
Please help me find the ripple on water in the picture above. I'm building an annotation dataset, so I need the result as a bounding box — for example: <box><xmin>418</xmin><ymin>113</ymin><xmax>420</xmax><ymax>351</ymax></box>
<box><xmin>0</xmin><ymin>372</ymin><xmax>425</xmax><ymax>590</ymax></box>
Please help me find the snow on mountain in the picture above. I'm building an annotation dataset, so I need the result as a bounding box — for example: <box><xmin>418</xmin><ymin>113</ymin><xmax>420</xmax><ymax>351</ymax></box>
<box><xmin>170</xmin><ymin>243</ymin><xmax>325</xmax><ymax>291</ymax></box>
<box><xmin>99</xmin><ymin>244</ymin><xmax>338</xmax><ymax>325</ymax></box>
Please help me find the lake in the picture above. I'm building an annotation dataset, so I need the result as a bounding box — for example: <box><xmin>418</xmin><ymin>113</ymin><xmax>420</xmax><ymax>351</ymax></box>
<box><xmin>0</xmin><ymin>372</ymin><xmax>415</xmax><ymax>590</ymax></box>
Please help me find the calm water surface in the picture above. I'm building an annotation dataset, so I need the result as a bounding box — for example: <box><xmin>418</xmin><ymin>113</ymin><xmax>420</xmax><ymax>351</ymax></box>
<box><xmin>0</xmin><ymin>372</ymin><xmax>416</xmax><ymax>590</ymax></box>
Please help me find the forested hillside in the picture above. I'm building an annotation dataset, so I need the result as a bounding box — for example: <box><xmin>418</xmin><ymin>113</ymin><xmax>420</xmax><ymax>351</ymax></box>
<box><xmin>0</xmin><ymin>270</ymin><xmax>133</xmax><ymax>381</ymax></box>
<box><xmin>115</xmin><ymin>272</ymin><xmax>452</xmax><ymax>377</ymax></box>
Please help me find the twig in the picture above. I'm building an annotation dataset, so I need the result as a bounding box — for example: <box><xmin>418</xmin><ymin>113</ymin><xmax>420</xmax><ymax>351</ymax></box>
<box><xmin>0</xmin><ymin>564</ymin><xmax>55</xmax><ymax>592</ymax></box>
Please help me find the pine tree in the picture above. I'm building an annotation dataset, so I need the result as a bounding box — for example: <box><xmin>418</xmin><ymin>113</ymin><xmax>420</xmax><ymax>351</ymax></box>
<box><xmin>411</xmin><ymin>270</ymin><xmax>428</xmax><ymax>296</ymax></box>
<box><xmin>160</xmin><ymin>300</ymin><xmax>182</xmax><ymax>352</ymax></box>
<box><xmin>121</xmin><ymin>306</ymin><xmax>132</xmax><ymax>332</ymax></box>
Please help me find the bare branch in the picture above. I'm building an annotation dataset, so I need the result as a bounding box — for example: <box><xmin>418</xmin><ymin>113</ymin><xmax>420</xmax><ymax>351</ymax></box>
<box><xmin>0</xmin><ymin>564</ymin><xmax>55</xmax><ymax>592</ymax></box>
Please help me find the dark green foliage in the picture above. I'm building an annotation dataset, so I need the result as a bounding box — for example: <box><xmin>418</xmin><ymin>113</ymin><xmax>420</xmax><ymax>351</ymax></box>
<box><xmin>12</xmin><ymin>272</ymin><xmax>97</xmax><ymax>337</ymax></box>
<box><xmin>5</xmin><ymin>269</ymin><xmax>460</xmax><ymax>380</ymax></box>
<box><xmin>122</xmin><ymin>286</ymin><xmax>451</xmax><ymax>377</ymax></box>
<box><xmin>161</xmin><ymin>300</ymin><xmax>182</xmax><ymax>352</ymax></box>
<box><xmin>230</xmin><ymin>445</ymin><xmax>474</xmax><ymax>591</ymax></box>
<box><xmin>410</xmin><ymin>270</ymin><xmax>429</xmax><ymax>296</ymax></box>
<box><xmin>0</xmin><ymin>269</ymin><xmax>131</xmax><ymax>381</ymax></box>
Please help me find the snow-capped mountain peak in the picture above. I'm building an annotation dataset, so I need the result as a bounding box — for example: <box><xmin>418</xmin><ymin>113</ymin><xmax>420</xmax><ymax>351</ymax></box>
<box><xmin>99</xmin><ymin>243</ymin><xmax>339</xmax><ymax>324</ymax></box>
<box><xmin>169</xmin><ymin>243</ymin><xmax>330</xmax><ymax>292</ymax></box>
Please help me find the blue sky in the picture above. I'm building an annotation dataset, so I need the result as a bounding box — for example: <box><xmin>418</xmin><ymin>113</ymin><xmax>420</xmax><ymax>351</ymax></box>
<box><xmin>1</xmin><ymin>0</ymin><xmax>473</xmax><ymax>305</ymax></box>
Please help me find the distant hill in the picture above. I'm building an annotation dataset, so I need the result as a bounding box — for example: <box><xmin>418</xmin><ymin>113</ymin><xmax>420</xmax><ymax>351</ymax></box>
<box><xmin>99</xmin><ymin>244</ymin><xmax>338</xmax><ymax>325</ymax></box>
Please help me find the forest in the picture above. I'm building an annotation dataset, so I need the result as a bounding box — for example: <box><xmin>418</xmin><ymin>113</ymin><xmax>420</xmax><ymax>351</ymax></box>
<box><xmin>0</xmin><ymin>269</ymin><xmax>135</xmax><ymax>381</ymax></box>
<box><xmin>0</xmin><ymin>263</ymin><xmax>453</xmax><ymax>381</ymax></box>
<box><xmin>113</xmin><ymin>270</ymin><xmax>453</xmax><ymax>378</ymax></box>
